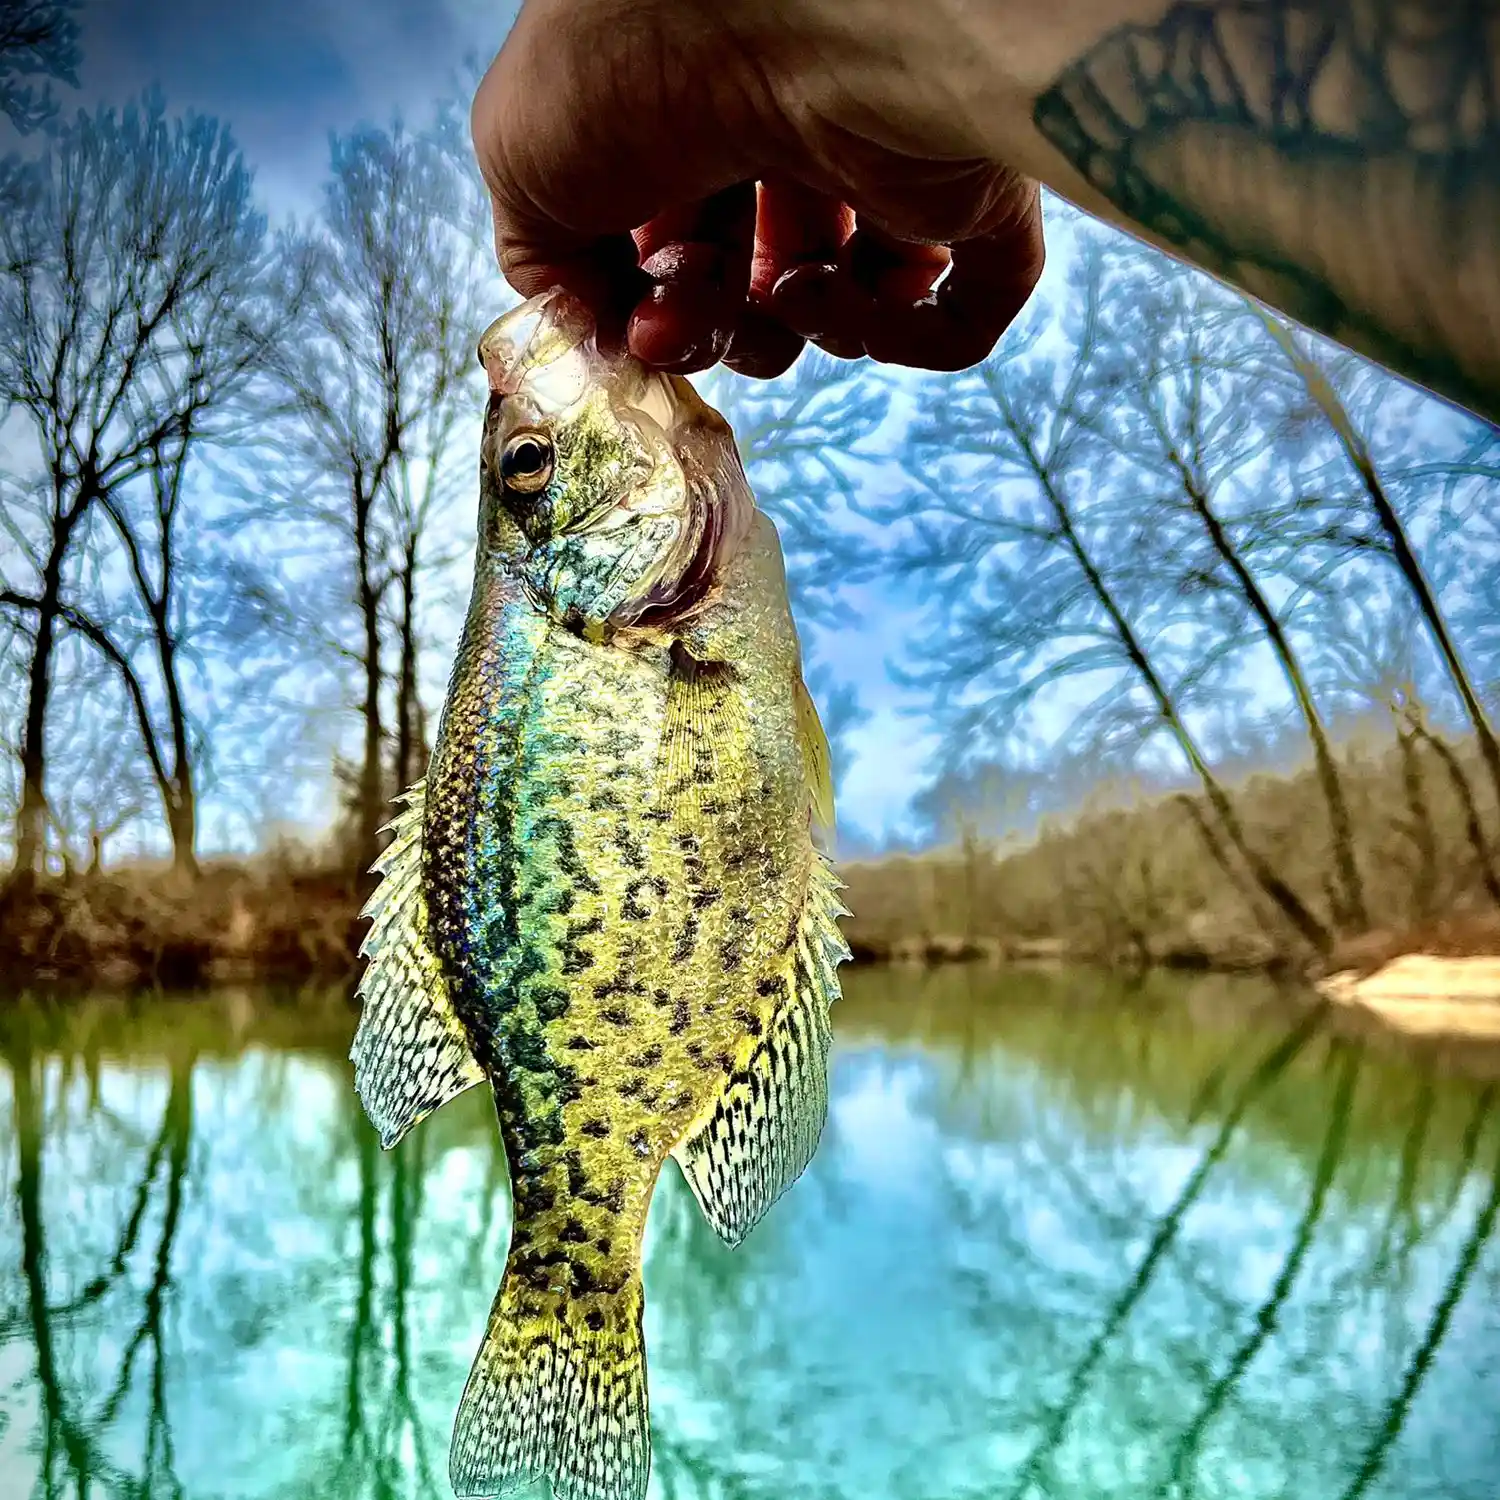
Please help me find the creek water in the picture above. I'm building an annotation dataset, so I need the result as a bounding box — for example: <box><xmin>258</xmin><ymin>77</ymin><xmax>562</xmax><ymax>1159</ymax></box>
<box><xmin>1</xmin><ymin>965</ymin><xmax>1497</xmax><ymax>1499</ymax></box>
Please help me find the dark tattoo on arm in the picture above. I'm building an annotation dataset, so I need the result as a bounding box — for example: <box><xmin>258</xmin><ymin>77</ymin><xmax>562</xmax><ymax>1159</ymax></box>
<box><xmin>1034</xmin><ymin>1</ymin><xmax>1500</xmax><ymax>424</ymax></box>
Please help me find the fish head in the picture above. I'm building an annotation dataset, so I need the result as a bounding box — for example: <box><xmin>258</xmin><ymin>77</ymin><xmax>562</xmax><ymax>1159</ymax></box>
<box><xmin>476</xmin><ymin>288</ymin><xmax>755</xmax><ymax>634</ymax></box>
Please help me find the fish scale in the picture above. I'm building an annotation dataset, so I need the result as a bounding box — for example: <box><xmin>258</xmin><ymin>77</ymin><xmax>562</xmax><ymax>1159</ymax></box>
<box><xmin>351</xmin><ymin>288</ymin><xmax>849</xmax><ymax>1500</ymax></box>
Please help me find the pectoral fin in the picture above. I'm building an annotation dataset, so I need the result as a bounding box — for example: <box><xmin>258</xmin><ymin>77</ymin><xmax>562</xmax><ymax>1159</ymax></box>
<box><xmin>671</xmin><ymin>855</ymin><xmax>851</xmax><ymax>1247</ymax></box>
<box><xmin>794</xmin><ymin>675</ymin><xmax>835</xmax><ymax>841</ymax></box>
<box><xmin>352</xmin><ymin>780</ymin><xmax>484</xmax><ymax>1149</ymax></box>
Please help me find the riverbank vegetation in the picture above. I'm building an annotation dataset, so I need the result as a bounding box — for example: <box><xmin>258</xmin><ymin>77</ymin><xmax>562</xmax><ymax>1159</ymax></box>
<box><xmin>2</xmin><ymin>14</ymin><xmax>1498</xmax><ymax>994</ymax></box>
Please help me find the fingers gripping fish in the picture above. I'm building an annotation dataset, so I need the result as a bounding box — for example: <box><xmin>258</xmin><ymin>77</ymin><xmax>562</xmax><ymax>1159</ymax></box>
<box><xmin>350</xmin><ymin>289</ymin><xmax>850</xmax><ymax>1500</ymax></box>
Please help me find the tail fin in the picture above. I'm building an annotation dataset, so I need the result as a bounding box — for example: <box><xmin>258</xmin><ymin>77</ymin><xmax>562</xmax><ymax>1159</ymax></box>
<box><xmin>450</xmin><ymin>1270</ymin><xmax>650</xmax><ymax>1500</ymax></box>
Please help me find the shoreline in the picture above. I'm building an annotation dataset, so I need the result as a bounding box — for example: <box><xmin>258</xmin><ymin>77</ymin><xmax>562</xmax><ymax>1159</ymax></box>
<box><xmin>4</xmin><ymin>872</ymin><xmax>1500</xmax><ymax>1045</ymax></box>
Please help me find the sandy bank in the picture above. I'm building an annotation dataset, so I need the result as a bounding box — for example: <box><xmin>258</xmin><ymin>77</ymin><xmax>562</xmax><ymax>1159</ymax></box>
<box><xmin>1317</xmin><ymin>955</ymin><xmax>1500</xmax><ymax>1040</ymax></box>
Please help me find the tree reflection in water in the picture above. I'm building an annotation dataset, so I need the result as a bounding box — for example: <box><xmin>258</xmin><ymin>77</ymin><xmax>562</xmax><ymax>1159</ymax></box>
<box><xmin>0</xmin><ymin>969</ymin><xmax>1497</xmax><ymax>1500</ymax></box>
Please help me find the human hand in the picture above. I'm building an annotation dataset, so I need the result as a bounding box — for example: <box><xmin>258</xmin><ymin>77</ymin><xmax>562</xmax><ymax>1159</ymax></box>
<box><xmin>470</xmin><ymin>0</ymin><xmax>1044</xmax><ymax>379</ymax></box>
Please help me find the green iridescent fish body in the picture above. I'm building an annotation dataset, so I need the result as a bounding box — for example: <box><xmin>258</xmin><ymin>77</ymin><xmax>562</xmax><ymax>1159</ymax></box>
<box><xmin>351</xmin><ymin>290</ymin><xmax>848</xmax><ymax>1500</ymax></box>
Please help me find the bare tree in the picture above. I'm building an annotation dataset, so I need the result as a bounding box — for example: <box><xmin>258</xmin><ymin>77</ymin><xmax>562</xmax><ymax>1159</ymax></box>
<box><xmin>873</xmin><ymin>218</ymin><xmax>1330</xmax><ymax>954</ymax></box>
<box><xmin>1082</xmin><ymin>248</ymin><xmax>1369</xmax><ymax>931</ymax></box>
<box><xmin>0</xmin><ymin>0</ymin><xmax>78</xmax><ymax>132</ymax></box>
<box><xmin>0</xmin><ymin>94</ymin><xmax>281</xmax><ymax>880</ymax></box>
<box><xmin>1254</xmin><ymin>311</ymin><xmax>1500</xmax><ymax>831</ymax></box>
<box><xmin>262</xmin><ymin>116</ymin><xmax>493</xmax><ymax>880</ymax></box>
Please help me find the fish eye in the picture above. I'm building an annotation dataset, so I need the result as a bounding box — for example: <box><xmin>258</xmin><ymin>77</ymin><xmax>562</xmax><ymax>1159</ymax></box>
<box><xmin>500</xmin><ymin>432</ymin><xmax>554</xmax><ymax>494</ymax></box>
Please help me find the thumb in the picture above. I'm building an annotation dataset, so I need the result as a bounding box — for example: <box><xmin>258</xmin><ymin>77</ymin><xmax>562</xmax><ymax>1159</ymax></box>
<box><xmin>470</xmin><ymin>0</ymin><xmax>767</xmax><ymax>318</ymax></box>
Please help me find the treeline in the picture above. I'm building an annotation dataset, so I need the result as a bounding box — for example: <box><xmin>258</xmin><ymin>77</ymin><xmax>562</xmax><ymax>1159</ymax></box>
<box><xmin>846</xmin><ymin>210</ymin><xmax>1500</xmax><ymax>969</ymax></box>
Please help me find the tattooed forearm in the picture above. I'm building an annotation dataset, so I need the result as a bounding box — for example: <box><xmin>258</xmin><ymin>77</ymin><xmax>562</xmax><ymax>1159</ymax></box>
<box><xmin>1032</xmin><ymin>1</ymin><xmax>1500</xmax><ymax>424</ymax></box>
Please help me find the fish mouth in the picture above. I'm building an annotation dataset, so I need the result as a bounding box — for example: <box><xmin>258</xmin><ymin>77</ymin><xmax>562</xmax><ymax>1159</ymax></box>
<box><xmin>479</xmin><ymin>287</ymin><xmax>756</xmax><ymax>632</ymax></box>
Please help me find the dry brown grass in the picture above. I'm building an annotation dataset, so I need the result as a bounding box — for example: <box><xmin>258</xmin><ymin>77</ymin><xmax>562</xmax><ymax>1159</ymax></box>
<box><xmin>0</xmin><ymin>844</ymin><xmax>362</xmax><ymax>989</ymax></box>
<box><xmin>841</xmin><ymin>733</ymin><xmax>1500</xmax><ymax>975</ymax></box>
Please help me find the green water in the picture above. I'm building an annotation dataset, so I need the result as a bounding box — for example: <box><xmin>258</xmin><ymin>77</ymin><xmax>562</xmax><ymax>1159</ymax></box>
<box><xmin>1</xmin><ymin>967</ymin><xmax>1498</xmax><ymax>1500</ymax></box>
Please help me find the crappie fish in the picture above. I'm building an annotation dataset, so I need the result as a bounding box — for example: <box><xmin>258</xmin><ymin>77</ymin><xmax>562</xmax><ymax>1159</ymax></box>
<box><xmin>352</xmin><ymin>288</ymin><xmax>849</xmax><ymax>1500</ymax></box>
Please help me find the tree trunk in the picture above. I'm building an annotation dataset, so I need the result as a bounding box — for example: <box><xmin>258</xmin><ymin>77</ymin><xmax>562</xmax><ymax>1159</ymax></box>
<box><xmin>1042</xmin><ymin>472</ymin><xmax>1331</xmax><ymax>954</ymax></box>
<box><xmin>166</xmin><ymin>788</ymin><xmax>198</xmax><ymax>883</ymax></box>
<box><xmin>1257</xmin><ymin>312</ymin><xmax>1500</xmax><ymax>828</ymax></box>
<box><xmin>1394</xmin><ymin>724</ymin><xmax>1438</xmax><ymax>924</ymax></box>
<box><xmin>12</xmin><ymin>549</ymin><xmax>65</xmax><ymax>881</ymax></box>
<box><xmin>1410</xmin><ymin>720</ymin><xmax>1500</xmax><ymax>910</ymax></box>
<box><xmin>392</xmin><ymin>539</ymin><xmax>420</xmax><ymax>793</ymax></box>
<box><xmin>1185</xmin><ymin>474</ymin><xmax>1367</xmax><ymax>931</ymax></box>
<box><xmin>353</xmin><ymin>483</ymin><xmax>384</xmax><ymax>883</ymax></box>
<box><xmin>158</xmin><ymin>633</ymin><xmax>199</xmax><ymax>881</ymax></box>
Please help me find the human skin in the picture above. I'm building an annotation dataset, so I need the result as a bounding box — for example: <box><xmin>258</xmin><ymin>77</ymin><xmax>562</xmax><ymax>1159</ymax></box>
<box><xmin>472</xmin><ymin>0</ymin><xmax>1500</xmax><ymax>427</ymax></box>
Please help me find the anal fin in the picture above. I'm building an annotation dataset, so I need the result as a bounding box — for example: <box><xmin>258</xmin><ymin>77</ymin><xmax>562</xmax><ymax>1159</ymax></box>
<box><xmin>353</xmin><ymin>779</ymin><xmax>484</xmax><ymax>1149</ymax></box>
<box><xmin>671</xmin><ymin>854</ymin><xmax>851</xmax><ymax>1247</ymax></box>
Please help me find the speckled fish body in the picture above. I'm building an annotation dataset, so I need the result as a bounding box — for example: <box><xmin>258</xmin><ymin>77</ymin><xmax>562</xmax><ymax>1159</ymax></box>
<box><xmin>351</xmin><ymin>289</ymin><xmax>848</xmax><ymax>1500</ymax></box>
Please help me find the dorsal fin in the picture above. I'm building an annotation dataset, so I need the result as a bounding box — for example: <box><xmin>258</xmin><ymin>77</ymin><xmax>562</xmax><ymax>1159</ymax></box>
<box><xmin>670</xmin><ymin>854</ymin><xmax>851</xmax><ymax>1246</ymax></box>
<box><xmin>794</xmin><ymin>675</ymin><xmax>835</xmax><ymax>842</ymax></box>
<box><xmin>352</xmin><ymin>780</ymin><xmax>485</xmax><ymax>1149</ymax></box>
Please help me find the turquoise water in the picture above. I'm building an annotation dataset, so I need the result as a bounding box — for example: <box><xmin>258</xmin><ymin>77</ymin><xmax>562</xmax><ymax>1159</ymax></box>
<box><xmin>2</xmin><ymin>967</ymin><xmax>1498</xmax><ymax>1500</ymax></box>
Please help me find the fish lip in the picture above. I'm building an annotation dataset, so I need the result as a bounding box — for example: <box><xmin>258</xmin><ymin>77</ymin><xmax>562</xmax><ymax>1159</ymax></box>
<box><xmin>477</xmin><ymin>286</ymin><xmax>598</xmax><ymax>398</ymax></box>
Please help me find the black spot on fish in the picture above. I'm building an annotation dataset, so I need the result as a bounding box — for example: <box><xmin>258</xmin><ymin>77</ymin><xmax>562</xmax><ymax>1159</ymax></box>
<box><xmin>564</xmin><ymin>1151</ymin><xmax>588</xmax><ymax>1196</ymax></box>
<box><xmin>559</xmin><ymin>1217</ymin><xmax>589</xmax><ymax>1244</ymax></box>
<box><xmin>585</xmin><ymin>1308</ymin><xmax>606</xmax><ymax>1332</ymax></box>
<box><xmin>627</xmin><ymin>1128</ymin><xmax>650</xmax><ymax>1156</ymax></box>
<box><xmin>534</xmin><ymin>985</ymin><xmax>571</xmax><ymax>1021</ymax></box>
<box><xmin>509</xmin><ymin>1028</ymin><xmax>552</xmax><ymax>1072</ymax></box>
<box><xmin>617</xmin><ymin>1076</ymin><xmax>644</xmax><ymax>1100</ymax></box>
<box><xmin>600</xmin><ymin>1005</ymin><xmax>632</xmax><ymax>1028</ymax></box>
<box><xmin>545</xmin><ymin>886</ymin><xmax>577</xmax><ymax>916</ymax></box>
<box><xmin>581</xmin><ymin>1117</ymin><xmax>610</xmax><ymax>1139</ymax></box>
<box><xmin>565</xmin><ymin>1034</ymin><xmax>597</xmax><ymax>1051</ymax></box>
<box><xmin>669</xmin><ymin>998</ymin><xmax>691</xmax><ymax>1035</ymax></box>
<box><xmin>673</xmin><ymin>914</ymin><xmax>699</xmax><ymax>963</ymax></box>
<box><xmin>676</xmin><ymin>832</ymin><xmax>700</xmax><ymax>854</ymax></box>
<box><xmin>518</xmin><ymin>1181</ymin><xmax>555</xmax><ymax>1213</ymax></box>
<box><xmin>691</xmin><ymin>888</ymin><xmax>721</xmax><ymax>910</ymax></box>
<box><xmin>651</xmin><ymin>987</ymin><xmax>671</xmax><ymax>1007</ymax></box>
<box><xmin>732</xmin><ymin>1004</ymin><xmax>763</xmax><ymax>1036</ymax></box>
<box><xmin>622</xmin><ymin>874</ymin><xmax>668</xmax><ymax>920</ymax></box>
<box><xmin>626</xmin><ymin>1043</ymin><xmax>663</xmax><ymax>1069</ymax></box>
<box><xmin>614</xmin><ymin>822</ymin><xmax>647</xmax><ymax>870</ymax></box>
<box><xmin>595</xmin><ymin>1236</ymin><xmax>612</xmax><ymax>1256</ymax></box>
<box><xmin>553</xmin><ymin>1067</ymin><xmax>583</xmax><ymax>1106</ymax></box>
<box><xmin>588</xmin><ymin>788</ymin><xmax>624</xmax><ymax>812</ymax></box>
<box><xmin>562</xmin><ymin>914</ymin><xmax>603</xmax><ymax>974</ymax></box>
<box><xmin>720</xmin><ymin>943</ymin><xmax>745</xmax><ymax>972</ymax></box>
<box><xmin>533</xmin><ymin>815</ymin><xmax>603</xmax><ymax>895</ymax></box>
<box><xmin>601</xmin><ymin>728</ymin><xmax>642</xmax><ymax>757</ymax></box>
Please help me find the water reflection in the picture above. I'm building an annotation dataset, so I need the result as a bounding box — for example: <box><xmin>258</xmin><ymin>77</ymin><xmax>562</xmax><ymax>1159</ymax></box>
<box><xmin>2</xmin><ymin>968</ymin><xmax>1498</xmax><ymax>1500</ymax></box>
